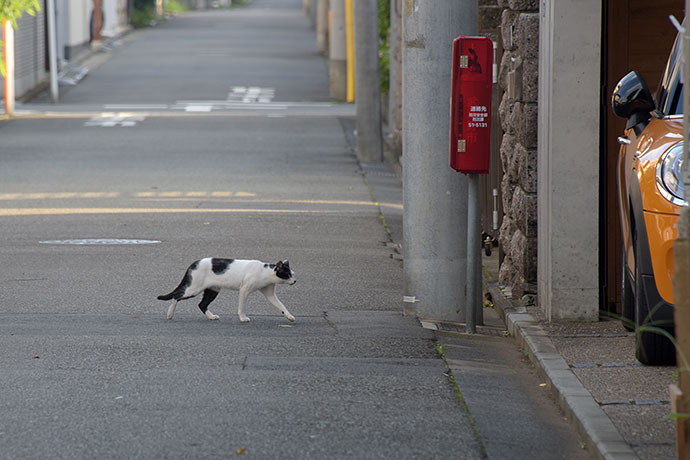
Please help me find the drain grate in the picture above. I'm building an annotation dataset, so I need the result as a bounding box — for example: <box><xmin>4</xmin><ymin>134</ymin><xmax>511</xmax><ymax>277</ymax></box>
<box><xmin>40</xmin><ymin>239</ymin><xmax>161</xmax><ymax>245</ymax></box>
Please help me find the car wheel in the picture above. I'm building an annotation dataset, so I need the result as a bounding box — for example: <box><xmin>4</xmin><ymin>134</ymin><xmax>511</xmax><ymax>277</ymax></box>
<box><xmin>634</xmin><ymin>234</ymin><xmax>676</xmax><ymax>365</ymax></box>
<box><xmin>621</xmin><ymin>246</ymin><xmax>634</xmax><ymax>332</ymax></box>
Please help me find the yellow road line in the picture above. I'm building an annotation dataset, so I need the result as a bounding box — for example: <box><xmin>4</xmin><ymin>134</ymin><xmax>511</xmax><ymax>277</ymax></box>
<box><xmin>6</xmin><ymin>111</ymin><xmax>266</xmax><ymax>119</ymax></box>
<box><xmin>137</xmin><ymin>197</ymin><xmax>403</xmax><ymax>210</ymax></box>
<box><xmin>0</xmin><ymin>192</ymin><xmax>403</xmax><ymax>210</ymax></box>
<box><xmin>0</xmin><ymin>191</ymin><xmax>259</xmax><ymax>200</ymax></box>
<box><xmin>0</xmin><ymin>192</ymin><xmax>120</xmax><ymax>200</ymax></box>
<box><xmin>0</xmin><ymin>208</ymin><xmax>360</xmax><ymax>217</ymax></box>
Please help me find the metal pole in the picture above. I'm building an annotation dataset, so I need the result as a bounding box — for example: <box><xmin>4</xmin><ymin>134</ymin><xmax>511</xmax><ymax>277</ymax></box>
<box><xmin>47</xmin><ymin>0</ymin><xmax>60</xmax><ymax>104</ymax></box>
<box><xmin>3</xmin><ymin>20</ymin><xmax>15</xmax><ymax>116</ymax></box>
<box><xmin>345</xmin><ymin>0</ymin><xmax>354</xmax><ymax>102</ymax></box>
<box><xmin>353</xmin><ymin>0</ymin><xmax>382</xmax><ymax>162</ymax></box>
<box><xmin>466</xmin><ymin>174</ymin><xmax>482</xmax><ymax>332</ymax></box>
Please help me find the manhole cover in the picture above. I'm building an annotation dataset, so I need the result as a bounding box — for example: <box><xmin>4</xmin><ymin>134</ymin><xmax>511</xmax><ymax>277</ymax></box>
<box><xmin>40</xmin><ymin>239</ymin><xmax>162</xmax><ymax>245</ymax></box>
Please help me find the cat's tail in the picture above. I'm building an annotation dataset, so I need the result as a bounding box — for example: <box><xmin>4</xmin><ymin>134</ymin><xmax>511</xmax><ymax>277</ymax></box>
<box><xmin>157</xmin><ymin>262</ymin><xmax>196</xmax><ymax>301</ymax></box>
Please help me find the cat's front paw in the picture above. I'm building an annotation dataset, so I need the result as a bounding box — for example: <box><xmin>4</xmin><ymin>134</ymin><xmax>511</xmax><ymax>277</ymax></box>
<box><xmin>239</xmin><ymin>315</ymin><xmax>251</xmax><ymax>323</ymax></box>
<box><xmin>205</xmin><ymin>311</ymin><xmax>220</xmax><ymax>321</ymax></box>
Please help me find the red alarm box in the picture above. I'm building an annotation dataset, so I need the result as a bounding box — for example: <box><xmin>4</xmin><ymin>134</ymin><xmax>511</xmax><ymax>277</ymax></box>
<box><xmin>449</xmin><ymin>36</ymin><xmax>493</xmax><ymax>174</ymax></box>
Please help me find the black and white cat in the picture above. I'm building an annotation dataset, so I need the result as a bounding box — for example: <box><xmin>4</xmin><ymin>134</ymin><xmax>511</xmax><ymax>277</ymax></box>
<box><xmin>157</xmin><ymin>258</ymin><xmax>296</xmax><ymax>323</ymax></box>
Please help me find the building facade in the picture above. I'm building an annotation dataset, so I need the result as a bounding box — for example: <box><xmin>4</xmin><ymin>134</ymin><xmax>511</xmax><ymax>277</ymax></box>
<box><xmin>494</xmin><ymin>0</ymin><xmax>683</xmax><ymax>320</ymax></box>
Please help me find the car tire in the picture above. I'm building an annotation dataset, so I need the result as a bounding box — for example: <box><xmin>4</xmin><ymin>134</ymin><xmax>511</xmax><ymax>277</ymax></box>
<box><xmin>634</xmin><ymin>234</ymin><xmax>676</xmax><ymax>365</ymax></box>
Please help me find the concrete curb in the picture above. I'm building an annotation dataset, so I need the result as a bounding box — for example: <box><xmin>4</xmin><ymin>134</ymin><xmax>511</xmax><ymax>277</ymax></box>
<box><xmin>487</xmin><ymin>281</ymin><xmax>640</xmax><ymax>460</ymax></box>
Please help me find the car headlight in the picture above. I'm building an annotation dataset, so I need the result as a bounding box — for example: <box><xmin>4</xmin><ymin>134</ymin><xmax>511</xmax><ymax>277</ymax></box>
<box><xmin>656</xmin><ymin>142</ymin><xmax>688</xmax><ymax>207</ymax></box>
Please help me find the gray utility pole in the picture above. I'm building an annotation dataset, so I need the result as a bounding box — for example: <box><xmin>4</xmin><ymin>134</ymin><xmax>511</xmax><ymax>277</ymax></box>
<box><xmin>308</xmin><ymin>0</ymin><xmax>317</xmax><ymax>29</ymax></box>
<box><xmin>329</xmin><ymin>0</ymin><xmax>346</xmax><ymax>100</ymax></box>
<box><xmin>353</xmin><ymin>0</ymin><xmax>383</xmax><ymax>162</ymax></box>
<box><xmin>316</xmin><ymin>0</ymin><xmax>328</xmax><ymax>54</ymax></box>
<box><xmin>387</xmin><ymin>0</ymin><xmax>403</xmax><ymax>156</ymax></box>
<box><xmin>403</xmin><ymin>1</ymin><xmax>477</xmax><ymax>322</ymax></box>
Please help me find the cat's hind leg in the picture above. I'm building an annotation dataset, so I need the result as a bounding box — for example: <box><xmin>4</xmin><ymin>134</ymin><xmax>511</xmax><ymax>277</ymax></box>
<box><xmin>167</xmin><ymin>299</ymin><xmax>178</xmax><ymax>320</ymax></box>
<box><xmin>166</xmin><ymin>288</ymin><xmax>202</xmax><ymax>320</ymax></box>
<box><xmin>198</xmin><ymin>288</ymin><xmax>220</xmax><ymax>320</ymax></box>
<box><xmin>260</xmin><ymin>285</ymin><xmax>295</xmax><ymax>322</ymax></box>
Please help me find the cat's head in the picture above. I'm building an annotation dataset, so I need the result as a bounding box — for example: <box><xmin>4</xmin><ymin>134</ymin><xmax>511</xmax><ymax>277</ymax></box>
<box><xmin>275</xmin><ymin>260</ymin><xmax>296</xmax><ymax>285</ymax></box>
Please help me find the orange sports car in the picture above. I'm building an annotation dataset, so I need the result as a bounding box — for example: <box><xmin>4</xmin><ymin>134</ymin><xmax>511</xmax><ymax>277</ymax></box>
<box><xmin>612</xmin><ymin>31</ymin><xmax>685</xmax><ymax>365</ymax></box>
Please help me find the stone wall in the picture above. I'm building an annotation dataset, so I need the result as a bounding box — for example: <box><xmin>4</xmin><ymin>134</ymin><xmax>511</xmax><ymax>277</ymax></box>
<box><xmin>496</xmin><ymin>0</ymin><xmax>538</xmax><ymax>300</ymax></box>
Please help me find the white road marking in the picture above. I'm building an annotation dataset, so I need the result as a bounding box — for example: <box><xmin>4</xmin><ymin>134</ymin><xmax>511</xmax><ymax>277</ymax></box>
<box><xmin>184</xmin><ymin>105</ymin><xmax>213</xmax><ymax>112</ymax></box>
<box><xmin>104</xmin><ymin>104</ymin><xmax>168</xmax><ymax>110</ymax></box>
<box><xmin>228</xmin><ymin>86</ymin><xmax>275</xmax><ymax>103</ymax></box>
<box><xmin>84</xmin><ymin>115</ymin><xmax>145</xmax><ymax>127</ymax></box>
<box><xmin>39</xmin><ymin>239</ymin><xmax>161</xmax><ymax>245</ymax></box>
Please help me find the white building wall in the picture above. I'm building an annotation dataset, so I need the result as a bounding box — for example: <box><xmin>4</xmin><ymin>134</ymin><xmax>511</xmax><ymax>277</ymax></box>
<box><xmin>102</xmin><ymin>0</ymin><xmax>129</xmax><ymax>38</ymax></box>
<box><xmin>58</xmin><ymin>0</ymin><xmax>92</xmax><ymax>61</ymax></box>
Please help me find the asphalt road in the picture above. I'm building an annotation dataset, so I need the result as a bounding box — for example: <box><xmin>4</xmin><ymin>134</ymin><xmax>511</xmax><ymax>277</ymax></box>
<box><xmin>0</xmin><ymin>2</ymin><xmax>591</xmax><ymax>459</ymax></box>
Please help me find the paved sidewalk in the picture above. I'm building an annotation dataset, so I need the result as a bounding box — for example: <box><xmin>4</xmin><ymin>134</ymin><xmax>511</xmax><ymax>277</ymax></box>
<box><xmin>483</xmin><ymin>254</ymin><xmax>677</xmax><ymax>460</ymax></box>
<box><xmin>364</xmin><ymin>158</ymin><xmax>592</xmax><ymax>460</ymax></box>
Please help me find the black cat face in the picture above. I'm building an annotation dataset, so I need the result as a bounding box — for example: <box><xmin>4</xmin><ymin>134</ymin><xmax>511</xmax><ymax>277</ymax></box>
<box><xmin>275</xmin><ymin>260</ymin><xmax>295</xmax><ymax>284</ymax></box>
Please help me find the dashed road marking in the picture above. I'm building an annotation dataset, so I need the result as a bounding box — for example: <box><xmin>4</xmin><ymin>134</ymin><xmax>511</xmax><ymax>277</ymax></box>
<box><xmin>134</xmin><ymin>191</ymin><xmax>257</xmax><ymax>198</ymax></box>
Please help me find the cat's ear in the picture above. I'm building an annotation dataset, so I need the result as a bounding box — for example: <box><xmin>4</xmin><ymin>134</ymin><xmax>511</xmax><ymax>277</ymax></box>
<box><xmin>283</xmin><ymin>259</ymin><xmax>289</xmax><ymax>267</ymax></box>
<box><xmin>275</xmin><ymin>260</ymin><xmax>283</xmax><ymax>268</ymax></box>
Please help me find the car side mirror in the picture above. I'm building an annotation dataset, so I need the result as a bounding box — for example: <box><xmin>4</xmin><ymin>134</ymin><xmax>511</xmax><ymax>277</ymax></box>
<box><xmin>612</xmin><ymin>71</ymin><xmax>656</xmax><ymax>135</ymax></box>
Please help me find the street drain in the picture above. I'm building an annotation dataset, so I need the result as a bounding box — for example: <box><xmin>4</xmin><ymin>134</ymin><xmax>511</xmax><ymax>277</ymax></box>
<box><xmin>40</xmin><ymin>239</ymin><xmax>161</xmax><ymax>245</ymax></box>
